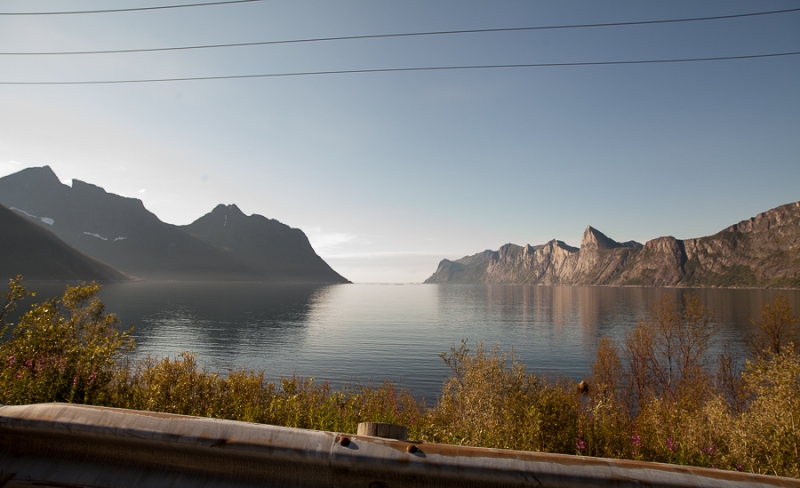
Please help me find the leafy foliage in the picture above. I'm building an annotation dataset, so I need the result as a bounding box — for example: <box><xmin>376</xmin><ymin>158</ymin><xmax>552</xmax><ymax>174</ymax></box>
<box><xmin>751</xmin><ymin>295</ymin><xmax>798</xmax><ymax>357</ymax></box>
<box><xmin>0</xmin><ymin>278</ymin><xmax>133</xmax><ymax>405</ymax></box>
<box><xmin>424</xmin><ymin>341</ymin><xmax>579</xmax><ymax>452</ymax></box>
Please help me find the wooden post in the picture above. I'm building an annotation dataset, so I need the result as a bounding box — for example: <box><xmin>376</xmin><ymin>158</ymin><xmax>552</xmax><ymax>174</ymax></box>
<box><xmin>357</xmin><ymin>422</ymin><xmax>408</xmax><ymax>441</ymax></box>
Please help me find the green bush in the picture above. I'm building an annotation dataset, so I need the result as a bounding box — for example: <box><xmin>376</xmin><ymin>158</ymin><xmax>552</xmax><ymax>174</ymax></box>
<box><xmin>423</xmin><ymin>340</ymin><xmax>580</xmax><ymax>452</ymax></box>
<box><xmin>113</xmin><ymin>352</ymin><xmax>423</xmax><ymax>435</ymax></box>
<box><xmin>728</xmin><ymin>349</ymin><xmax>800</xmax><ymax>477</ymax></box>
<box><xmin>0</xmin><ymin>277</ymin><xmax>133</xmax><ymax>405</ymax></box>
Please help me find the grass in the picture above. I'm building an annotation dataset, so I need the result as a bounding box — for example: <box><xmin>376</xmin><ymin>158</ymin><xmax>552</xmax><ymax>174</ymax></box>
<box><xmin>1</xmin><ymin>276</ymin><xmax>799</xmax><ymax>478</ymax></box>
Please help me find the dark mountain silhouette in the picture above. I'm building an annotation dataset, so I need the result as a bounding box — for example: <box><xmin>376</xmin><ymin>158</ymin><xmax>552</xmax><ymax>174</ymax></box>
<box><xmin>181</xmin><ymin>204</ymin><xmax>348</xmax><ymax>283</ymax></box>
<box><xmin>0</xmin><ymin>203</ymin><xmax>128</xmax><ymax>281</ymax></box>
<box><xmin>425</xmin><ymin>202</ymin><xmax>800</xmax><ymax>288</ymax></box>
<box><xmin>0</xmin><ymin>166</ymin><xmax>348</xmax><ymax>283</ymax></box>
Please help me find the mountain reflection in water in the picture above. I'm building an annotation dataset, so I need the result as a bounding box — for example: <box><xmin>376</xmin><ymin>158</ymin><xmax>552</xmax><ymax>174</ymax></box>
<box><xmin>15</xmin><ymin>282</ymin><xmax>800</xmax><ymax>401</ymax></box>
<box><xmin>98</xmin><ymin>282</ymin><xmax>332</xmax><ymax>372</ymax></box>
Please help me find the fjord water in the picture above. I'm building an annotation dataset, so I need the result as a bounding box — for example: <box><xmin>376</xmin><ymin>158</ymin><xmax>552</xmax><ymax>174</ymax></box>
<box><xmin>25</xmin><ymin>282</ymin><xmax>800</xmax><ymax>401</ymax></box>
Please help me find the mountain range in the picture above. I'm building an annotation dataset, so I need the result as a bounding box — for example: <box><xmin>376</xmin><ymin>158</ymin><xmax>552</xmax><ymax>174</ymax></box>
<box><xmin>425</xmin><ymin>201</ymin><xmax>800</xmax><ymax>288</ymax></box>
<box><xmin>4</xmin><ymin>166</ymin><xmax>797</xmax><ymax>288</ymax></box>
<box><xmin>0</xmin><ymin>166</ymin><xmax>348</xmax><ymax>283</ymax></box>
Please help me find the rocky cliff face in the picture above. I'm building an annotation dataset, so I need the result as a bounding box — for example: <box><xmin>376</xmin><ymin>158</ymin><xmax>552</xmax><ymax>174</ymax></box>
<box><xmin>677</xmin><ymin>202</ymin><xmax>800</xmax><ymax>287</ymax></box>
<box><xmin>425</xmin><ymin>202</ymin><xmax>800</xmax><ymax>288</ymax></box>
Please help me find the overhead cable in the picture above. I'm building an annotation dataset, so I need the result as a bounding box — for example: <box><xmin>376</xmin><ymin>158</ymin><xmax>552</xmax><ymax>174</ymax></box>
<box><xmin>2</xmin><ymin>51</ymin><xmax>798</xmax><ymax>85</ymax></box>
<box><xmin>2</xmin><ymin>7</ymin><xmax>799</xmax><ymax>55</ymax></box>
<box><xmin>0</xmin><ymin>0</ymin><xmax>264</xmax><ymax>16</ymax></box>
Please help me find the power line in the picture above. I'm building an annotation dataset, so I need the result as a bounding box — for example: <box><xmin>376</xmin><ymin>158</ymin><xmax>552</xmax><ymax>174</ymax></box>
<box><xmin>2</xmin><ymin>51</ymin><xmax>798</xmax><ymax>85</ymax></box>
<box><xmin>2</xmin><ymin>7</ymin><xmax>799</xmax><ymax>55</ymax></box>
<box><xmin>0</xmin><ymin>0</ymin><xmax>264</xmax><ymax>16</ymax></box>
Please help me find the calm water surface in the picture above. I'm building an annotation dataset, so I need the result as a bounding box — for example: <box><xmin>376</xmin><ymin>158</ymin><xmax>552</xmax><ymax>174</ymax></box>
<box><xmin>21</xmin><ymin>282</ymin><xmax>800</xmax><ymax>400</ymax></box>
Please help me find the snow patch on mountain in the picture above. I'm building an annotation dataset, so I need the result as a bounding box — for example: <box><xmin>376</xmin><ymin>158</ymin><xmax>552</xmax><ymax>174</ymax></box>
<box><xmin>9</xmin><ymin>207</ymin><xmax>54</xmax><ymax>225</ymax></box>
<box><xmin>8</xmin><ymin>207</ymin><xmax>56</xmax><ymax>225</ymax></box>
<box><xmin>10</xmin><ymin>207</ymin><xmax>36</xmax><ymax>218</ymax></box>
<box><xmin>83</xmin><ymin>232</ymin><xmax>108</xmax><ymax>241</ymax></box>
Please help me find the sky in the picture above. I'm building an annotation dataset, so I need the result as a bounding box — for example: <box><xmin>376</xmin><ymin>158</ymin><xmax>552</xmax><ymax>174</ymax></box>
<box><xmin>0</xmin><ymin>1</ymin><xmax>798</xmax><ymax>283</ymax></box>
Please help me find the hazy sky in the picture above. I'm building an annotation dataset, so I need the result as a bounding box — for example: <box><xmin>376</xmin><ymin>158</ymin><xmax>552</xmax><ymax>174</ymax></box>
<box><xmin>1</xmin><ymin>1</ymin><xmax>798</xmax><ymax>283</ymax></box>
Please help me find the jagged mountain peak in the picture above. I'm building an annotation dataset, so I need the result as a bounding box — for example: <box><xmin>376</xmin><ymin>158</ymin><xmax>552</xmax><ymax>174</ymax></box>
<box><xmin>581</xmin><ymin>226</ymin><xmax>621</xmax><ymax>251</ymax></box>
<box><xmin>3</xmin><ymin>165</ymin><xmax>64</xmax><ymax>190</ymax></box>
<box><xmin>20</xmin><ymin>165</ymin><xmax>58</xmax><ymax>179</ymax></box>
<box><xmin>202</xmin><ymin>204</ymin><xmax>285</xmax><ymax>230</ymax></box>
<box><xmin>538</xmin><ymin>239</ymin><xmax>578</xmax><ymax>253</ymax></box>
<box><xmin>212</xmin><ymin>203</ymin><xmax>245</xmax><ymax>216</ymax></box>
<box><xmin>581</xmin><ymin>226</ymin><xmax>642</xmax><ymax>251</ymax></box>
<box><xmin>621</xmin><ymin>240</ymin><xmax>644</xmax><ymax>250</ymax></box>
<box><xmin>555</xmin><ymin>240</ymin><xmax>579</xmax><ymax>253</ymax></box>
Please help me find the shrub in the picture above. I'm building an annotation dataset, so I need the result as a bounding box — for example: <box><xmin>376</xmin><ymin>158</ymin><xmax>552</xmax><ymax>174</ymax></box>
<box><xmin>0</xmin><ymin>275</ymin><xmax>33</xmax><ymax>326</ymax></box>
<box><xmin>424</xmin><ymin>340</ymin><xmax>580</xmax><ymax>453</ymax></box>
<box><xmin>112</xmin><ymin>351</ymin><xmax>423</xmax><ymax>434</ymax></box>
<box><xmin>751</xmin><ymin>295</ymin><xmax>798</xmax><ymax>358</ymax></box>
<box><xmin>585</xmin><ymin>336</ymin><xmax>631</xmax><ymax>459</ymax></box>
<box><xmin>622</xmin><ymin>294</ymin><xmax>717</xmax><ymax>411</ymax></box>
<box><xmin>728</xmin><ymin>348</ymin><xmax>800</xmax><ymax>477</ymax></box>
<box><xmin>0</xmin><ymin>278</ymin><xmax>133</xmax><ymax>405</ymax></box>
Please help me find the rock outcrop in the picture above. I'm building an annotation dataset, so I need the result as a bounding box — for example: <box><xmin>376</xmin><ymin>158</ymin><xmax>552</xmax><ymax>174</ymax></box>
<box><xmin>425</xmin><ymin>202</ymin><xmax>800</xmax><ymax>288</ymax></box>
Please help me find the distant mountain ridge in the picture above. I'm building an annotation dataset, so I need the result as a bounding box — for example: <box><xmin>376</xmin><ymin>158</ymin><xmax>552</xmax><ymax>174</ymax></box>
<box><xmin>425</xmin><ymin>202</ymin><xmax>800</xmax><ymax>288</ymax></box>
<box><xmin>0</xmin><ymin>166</ymin><xmax>348</xmax><ymax>283</ymax></box>
<box><xmin>181</xmin><ymin>203</ymin><xmax>347</xmax><ymax>283</ymax></box>
<box><xmin>0</xmin><ymin>203</ymin><xmax>128</xmax><ymax>282</ymax></box>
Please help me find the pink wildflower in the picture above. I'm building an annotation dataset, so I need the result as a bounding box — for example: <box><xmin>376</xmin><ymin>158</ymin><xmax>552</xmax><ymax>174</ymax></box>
<box><xmin>666</xmin><ymin>436</ymin><xmax>678</xmax><ymax>453</ymax></box>
<box><xmin>631</xmin><ymin>434</ymin><xmax>641</xmax><ymax>455</ymax></box>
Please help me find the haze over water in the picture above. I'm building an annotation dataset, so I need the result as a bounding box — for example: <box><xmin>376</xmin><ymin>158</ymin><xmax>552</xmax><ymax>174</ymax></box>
<box><xmin>21</xmin><ymin>282</ymin><xmax>800</xmax><ymax>401</ymax></box>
